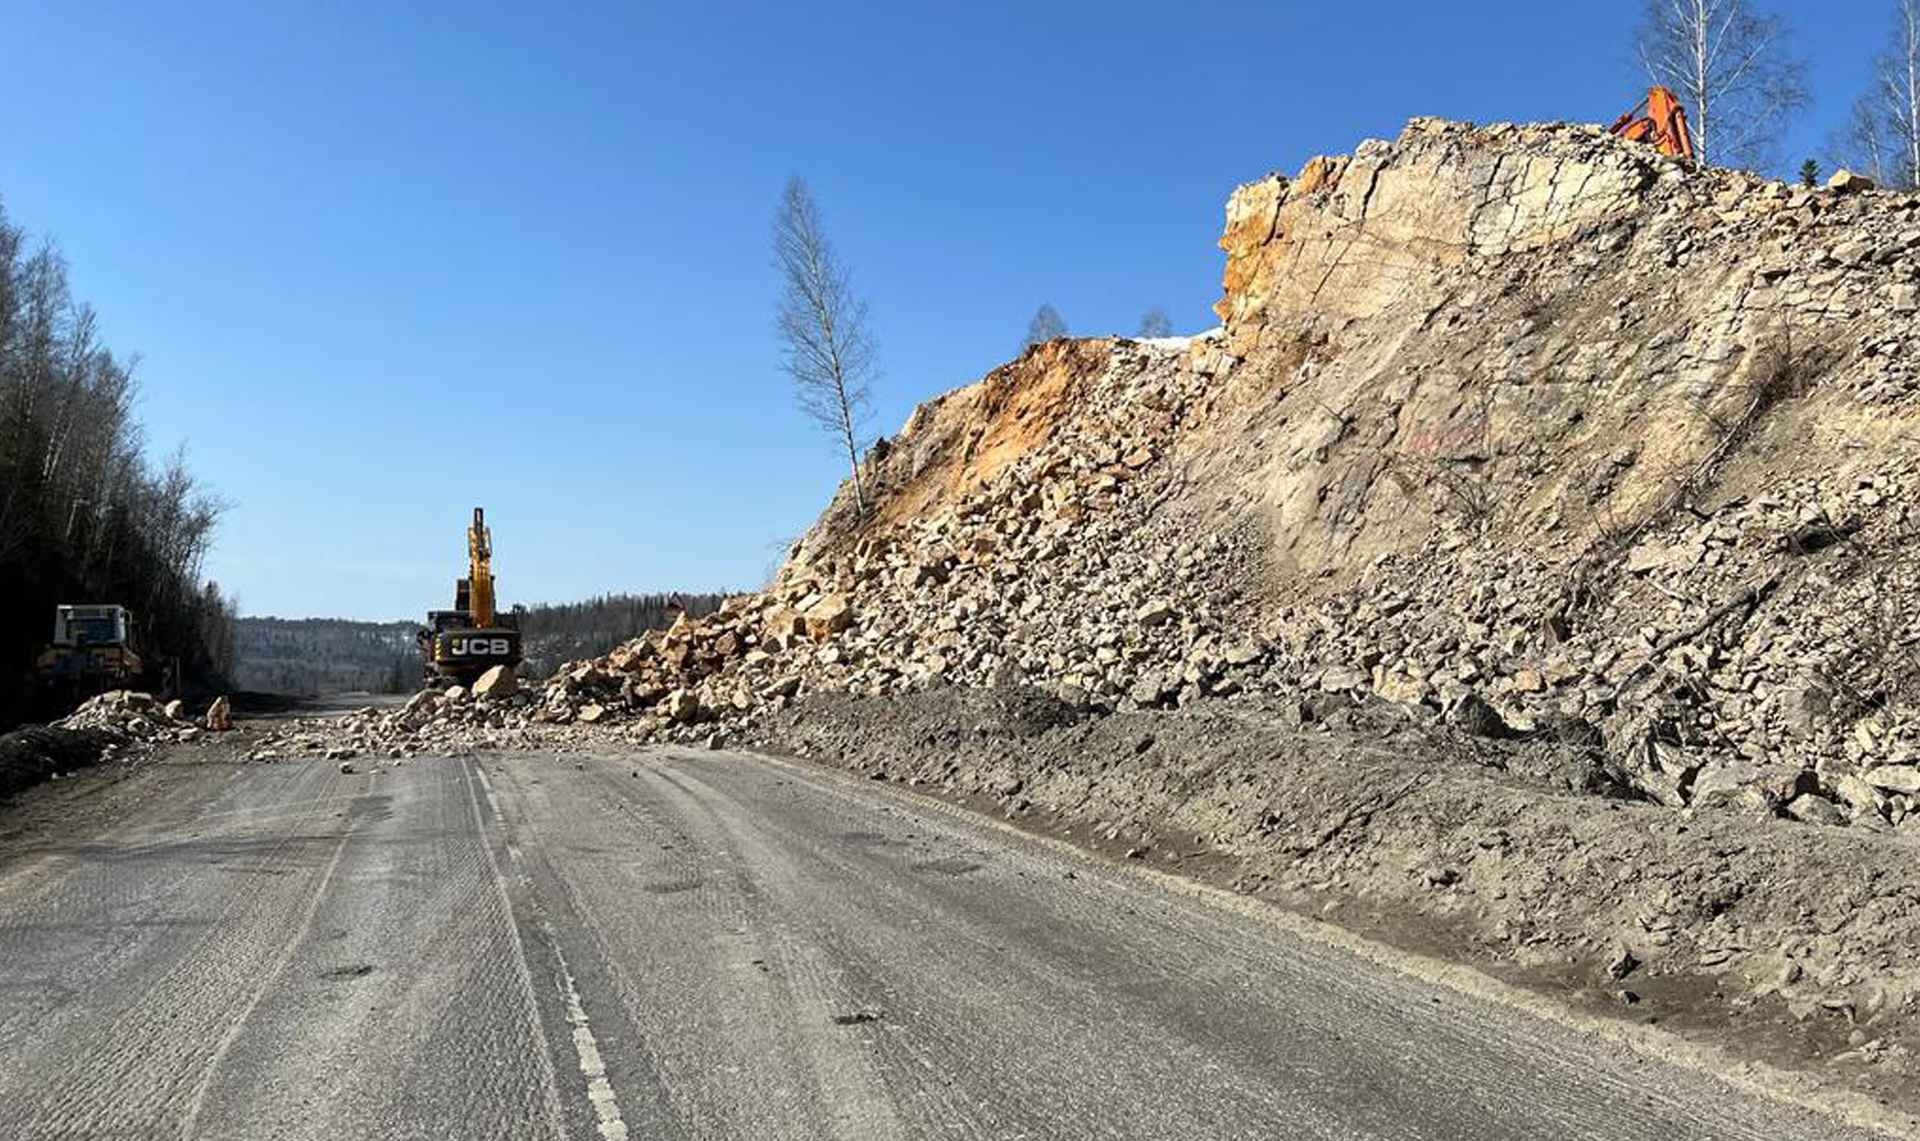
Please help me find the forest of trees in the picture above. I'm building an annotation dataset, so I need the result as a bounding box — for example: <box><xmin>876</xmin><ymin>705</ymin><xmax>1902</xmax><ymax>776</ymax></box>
<box><xmin>231</xmin><ymin>592</ymin><xmax>731</xmax><ymax>696</ymax></box>
<box><xmin>232</xmin><ymin>618</ymin><xmax>422</xmax><ymax>696</ymax></box>
<box><xmin>517</xmin><ymin>592</ymin><xmax>729</xmax><ymax>678</ymax></box>
<box><xmin>0</xmin><ymin>196</ymin><xmax>234</xmax><ymax>725</ymax></box>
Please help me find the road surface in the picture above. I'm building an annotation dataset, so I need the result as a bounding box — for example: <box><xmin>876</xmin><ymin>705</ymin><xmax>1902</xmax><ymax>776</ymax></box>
<box><xmin>0</xmin><ymin>747</ymin><xmax>1894</xmax><ymax>1140</ymax></box>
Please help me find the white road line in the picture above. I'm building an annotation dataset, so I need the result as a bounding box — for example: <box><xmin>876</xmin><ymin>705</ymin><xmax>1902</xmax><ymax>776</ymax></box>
<box><xmin>475</xmin><ymin>763</ymin><xmax>631</xmax><ymax>1141</ymax></box>
<box><xmin>545</xmin><ymin>916</ymin><xmax>630</xmax><ymax>1141</ymax></box>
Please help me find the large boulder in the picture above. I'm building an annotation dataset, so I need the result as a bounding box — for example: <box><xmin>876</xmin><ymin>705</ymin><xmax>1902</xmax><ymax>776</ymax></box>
<box><xmin>803</xmin><ymin>595</ymin><xmax>853</xmax><ymax>641</ymax></box>
<box><xmin>606</xmin><ymin>641</ymin><xmax>653</xmax><ymax>672</ymax></box>
<box><xmin>472</xmin><ymin>665</ymin><xmax>518</xmax><ymax>698</ymax></box>
<box><xmin>764</xmin><ymin>607</ymin><xmax>807</xmax><ymax>644</ymax></box>
<box><xmin>1864</xmin><ymin>764</ymin><xmax>1920</xmax><ymax>795</ymax></box>
<box><xmin>1688</xmin><ymin>762</ymin><xmax>1773</xmax><ymax>813</ymax></box>
<box><xmin>1826</xmin><ymin>168</ymin><xmax>1876</xmax><ymax>193</ymax></box>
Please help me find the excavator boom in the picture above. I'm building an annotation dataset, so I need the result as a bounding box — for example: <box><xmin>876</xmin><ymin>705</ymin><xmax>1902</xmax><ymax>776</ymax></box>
<box><xmin>1608</xmin><ymin>86</ymin><xmax>1695</xmax><ymax>161</ymax></box>
<box><xmin>469</xmin><ymin>507</ymin><xmax>496</xmax><ymax>629</ymax></box>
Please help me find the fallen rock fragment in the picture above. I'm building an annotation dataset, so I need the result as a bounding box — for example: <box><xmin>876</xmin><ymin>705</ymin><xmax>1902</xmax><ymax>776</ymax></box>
<box><xmin>471</xmin><ymin>665</ymin><xmax>518</xmax><ymax>698</ymax></box>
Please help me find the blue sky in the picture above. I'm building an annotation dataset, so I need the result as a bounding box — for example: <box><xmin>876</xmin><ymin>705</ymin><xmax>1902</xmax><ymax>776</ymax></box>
<box><xmin>0</xmin><ymin>1</ymin><xmax>1895</xmax><ymax>619</ymax></box>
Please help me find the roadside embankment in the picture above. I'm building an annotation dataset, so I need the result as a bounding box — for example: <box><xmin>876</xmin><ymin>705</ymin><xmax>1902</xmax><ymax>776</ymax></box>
<box><xmin>744</xmin><ymin>685</ymin><xmax>1920</xmax><ymax>1115</ymax></box>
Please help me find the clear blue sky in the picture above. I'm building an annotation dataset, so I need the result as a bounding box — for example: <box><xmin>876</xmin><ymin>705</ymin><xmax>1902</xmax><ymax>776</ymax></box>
<box><xmin>0</xmin><ymin>1</ymin><xmax>1892</xmax><ymax>620</ymax></box>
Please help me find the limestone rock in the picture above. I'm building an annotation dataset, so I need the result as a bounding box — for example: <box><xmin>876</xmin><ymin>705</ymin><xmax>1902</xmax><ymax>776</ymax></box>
<box><xmin>1135</xmin><ymin>601</ymin><xmax>1175</xmax><ymax>628</ymax></box>
<box><xmin>803</xmin><ymin>595</ymin><xmax>853</xmax><ymax>641</ymax></box>
<box><xmin>1785</xmin><ymin>794</ymin><xmax>1848</xmax><ymax>826</ymax></box>
<box><xmin>1864</xmin><ymin>765</ymin><xmax>1920</xmax><ymax>795</ymax></box>
<box><xmin>666</xmin><ymin>689</ymin><xmax>702</xmax><ymax>723</ymax></box>
<box><xmin>1827</xmin><ymin>168</ymin><xmax>1876</xmax><ymax>193</ymax></box>
<box><xmin>472</xmin><ymin>665</ymin><xmax>518</xmax><ymax>698</ymax></box>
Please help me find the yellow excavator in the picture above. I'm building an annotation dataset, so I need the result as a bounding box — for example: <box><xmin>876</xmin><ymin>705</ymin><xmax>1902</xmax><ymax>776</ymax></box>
<box><xmin>418</xmin><ymin>507</ymin><xmax>523</xmax><ymax>683</ymax></box>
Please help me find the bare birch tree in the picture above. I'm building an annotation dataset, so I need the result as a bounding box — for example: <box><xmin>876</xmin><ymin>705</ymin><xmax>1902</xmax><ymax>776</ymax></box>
<box><xmin>1024</xmin><ymin>303</ymin><xmax>1067</xmax><ymax>350</ymax></box>
<box><xmin>1634</xmin><ymin>0</ymin><xmax>1809</xmax><ymax>170</ymax></box>
<box><xmin>773</xmin><ymin>177</ymin><xmax>877</xmax><ymax>511</ymax></box>
<box><xmin>1830</xmin><ymin>96</ymin><xmax>1896</xmax><ymax>186</ymax></box>
<box><xmin>1876</xmin><ymin>0</ymin><xmax>1920</xmax><ymax>187</ymax></box>
<box><xmin>1827</xmin><ymin>2</ymin><xmax>1920</xmax><ymax>189</ymax></box>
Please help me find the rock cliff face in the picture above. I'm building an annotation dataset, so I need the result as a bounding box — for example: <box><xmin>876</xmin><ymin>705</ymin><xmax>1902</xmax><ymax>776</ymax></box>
<box><xmin>540</xmin><ymin>118</ymin><xmax>1920</xmax><ymax>826</ymax></box>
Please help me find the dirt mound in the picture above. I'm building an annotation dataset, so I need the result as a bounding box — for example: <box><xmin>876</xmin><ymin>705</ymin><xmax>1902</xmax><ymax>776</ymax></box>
<box><xmin>0</xmin><ymin>726</ymin><xmax>111</xmax><ymax>800</ymax></box>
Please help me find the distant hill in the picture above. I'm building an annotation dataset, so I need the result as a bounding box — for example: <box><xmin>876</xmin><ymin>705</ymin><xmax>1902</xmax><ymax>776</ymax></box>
<box><xmin>234</xmin><ymin>592</ymin><xmax>731</xmax><ymax>695</ymax></box>
<box><xmin>233</xmin><ymin>617</ymin><xmax>421</xmax><ymax>695</ymax></box>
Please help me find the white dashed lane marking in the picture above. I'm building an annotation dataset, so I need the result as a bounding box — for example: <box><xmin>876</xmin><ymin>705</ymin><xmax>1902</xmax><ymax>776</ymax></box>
<box><xmin>476</xmin><ymin>765</ymin><xmax>631</xmax><ymax>1141</ymax></box>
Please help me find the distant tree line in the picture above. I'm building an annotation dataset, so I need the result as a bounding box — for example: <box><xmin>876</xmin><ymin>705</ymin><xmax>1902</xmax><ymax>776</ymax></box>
<box><xmin>232</xmin><ymin>617</ymin><xmax>421</xmax><ymax>696</ymax></box>
<box><xmin>518</xmin><ymin>592</ymin><xmax>729</xmax><ymax>678</ymax></box>
<box><xmin>0</xmin><ymin>196</ymin><xmax>234</xmax><ymax>724</ymax></box>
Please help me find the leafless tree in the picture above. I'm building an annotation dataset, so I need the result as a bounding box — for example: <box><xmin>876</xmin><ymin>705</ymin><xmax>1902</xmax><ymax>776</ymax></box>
<box><xmin>1875</xmin><ymin>0</ymin><xmax>1920</xmax><ymax>187</ymax></box>
<box><xmin>1634</xmin><ymin>0</ymin><xmax>1809</xmax><ymax>170</ymax></box>
<box><xmin>1830</xmin><ymin>95</ymin><xmax>1896</xmax><ymax>186</ymax></box>
<box><xmin>1826</xmin><ymin>4</ymin><xmax>1920</xmax><ymax>189</ymax></box>
<box><xmin>1024</xmin><ymin>303</ymin><xmax>1067</xmax><ymax>350</ymax></box>
<box><xmin>1137</xmin><ymin>306</ymin><xmax>1173</xmax><ymax>337</ymax></box>
<box><xmin>773</xmin><ymin>177</ymin><xmax>877</xmax><ymax>510</ymax></box>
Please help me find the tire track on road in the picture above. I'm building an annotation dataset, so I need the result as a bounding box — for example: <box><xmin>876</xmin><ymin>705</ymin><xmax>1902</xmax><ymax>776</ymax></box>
<box><xmin>464</xmin><ymin>761</ymin><xmax>575</xmax><ymax>1141</ymax></box>
<box><xmin>0</xmin><ymin>763</ymin><xmax>350</xmax><ymax>1139</ymax></box>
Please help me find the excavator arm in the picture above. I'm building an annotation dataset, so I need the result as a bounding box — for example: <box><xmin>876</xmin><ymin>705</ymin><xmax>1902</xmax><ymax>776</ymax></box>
<box><xmin>468</xmin><ymin>507</ymin><xmax>496</xmax><ymax>630</ymax></box>
<box><xmin>1609</xmin><ymin>86</ymin><xmax>1695</xmax><ymax>161</ymax></box>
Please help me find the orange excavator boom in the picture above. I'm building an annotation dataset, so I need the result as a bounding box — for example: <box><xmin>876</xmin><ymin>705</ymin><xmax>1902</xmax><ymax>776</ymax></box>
<box><xmin>1608</xmin><ymin>86</ymin><xmax>1695</xmax><ymax>162</ymax></box>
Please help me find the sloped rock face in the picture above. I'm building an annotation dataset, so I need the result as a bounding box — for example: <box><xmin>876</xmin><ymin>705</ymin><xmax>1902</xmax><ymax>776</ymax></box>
<box><xmin>504</xmin><ymin>119</ymin><xmax>1920</xmax><ymax>827</ymax></box>
<box><xmin>1213</xmin><ymin>117</ymin><xmax>1919</xmax><ymax>578</ymax></box>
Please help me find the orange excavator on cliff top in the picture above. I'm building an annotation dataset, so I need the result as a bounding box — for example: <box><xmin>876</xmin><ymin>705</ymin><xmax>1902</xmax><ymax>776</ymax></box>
<box><xmin>1609</xmin><ymin>86</ymin><xmax>1696</xmax><ymax>161</ymax></box>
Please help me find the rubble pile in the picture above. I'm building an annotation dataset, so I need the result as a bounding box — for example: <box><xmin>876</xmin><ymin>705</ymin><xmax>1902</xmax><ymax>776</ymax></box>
<box><xmin>248</xmin><ymin>675</ymin><xmax>577</xmax><ymax>761</ymax></box>
<box><xmin>56</xmin><ymin>691</ymin><xmax>208</xmax><ymax>757</ymax></box>
<box><xmin>528</xmin><ymin>334</ymin><xmax>1265</xmax><ymax>741</ymax></box>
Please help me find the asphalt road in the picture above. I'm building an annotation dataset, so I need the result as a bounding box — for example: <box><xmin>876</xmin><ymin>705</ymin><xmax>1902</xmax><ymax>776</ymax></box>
<box><xmin>0</xmin><ymin>747</ymin><xmax>1895</xmax><ymax>1140</ymax></box>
